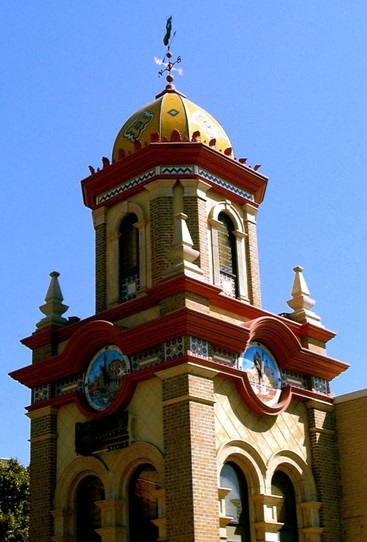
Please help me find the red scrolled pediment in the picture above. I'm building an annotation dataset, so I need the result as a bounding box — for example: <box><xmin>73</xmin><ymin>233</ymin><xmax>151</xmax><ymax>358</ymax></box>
<box><xmin>10</xmin><ymin>320</ymin><xmax>125</xmax><ymax>388</ymax></box>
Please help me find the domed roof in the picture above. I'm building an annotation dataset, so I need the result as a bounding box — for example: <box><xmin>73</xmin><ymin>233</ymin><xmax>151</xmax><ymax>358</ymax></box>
<box><xmin>112</xmin><ymin>86</ymin><xmax>233</xmax><ymax>162</ymax></box>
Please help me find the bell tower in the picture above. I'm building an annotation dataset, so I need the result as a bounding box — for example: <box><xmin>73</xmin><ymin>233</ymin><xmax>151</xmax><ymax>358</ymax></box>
<box><xmin>83</xmin><ymin>77</ymin><xmax>267</xmax><ymax>315</ymax></box>
<box><xmin>11</xmin><ymin>25</ymin><xmax>349</xmax><ymax>542</ymax></box>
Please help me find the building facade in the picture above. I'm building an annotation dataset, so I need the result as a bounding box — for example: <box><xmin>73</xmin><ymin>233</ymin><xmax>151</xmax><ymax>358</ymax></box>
<box><xmin>11</xmin><ymin>60</ymin><xmax>356</xmax><ymax>542</ymax></box>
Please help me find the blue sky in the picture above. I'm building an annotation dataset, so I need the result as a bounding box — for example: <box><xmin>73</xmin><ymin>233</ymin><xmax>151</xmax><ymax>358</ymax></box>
<box><xmin>2</xmin><ymin>2</ymin><xmax>367</xmax><ymax>465</ymax></box>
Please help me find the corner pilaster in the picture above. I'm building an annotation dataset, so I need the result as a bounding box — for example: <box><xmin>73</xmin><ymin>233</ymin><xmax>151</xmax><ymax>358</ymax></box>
<box><xmin>306</xmin><ymin>400</ymin><xmax>343</xmax><ymax>542</ymax></box>
<box><xmin>157</xmin><ymin>363</ymin><xmax>220</xmax><ymax>542</ymax></box>
<box><xmin>28</xmin><ymin>406</ymin><xmax>58</xmax><ymax>542</ymax></box>
<box><xmin>181</xmin><ymin>179</ymin><xmax>211</xmax><ymax>279</ymax></box>
<box><xmin>145</xmin><ymin>180</ymin><xmax>176</xmax><ymax>286</ymax></box>
<box><xmin>93</xmin><ymin>206</ymin><xmax>108</xmax><ymax>312</ymax></box>
<box><xmin>244</xmin><ymin>203</ymin><xmax>261</xmax><ymax>307</ymax></box>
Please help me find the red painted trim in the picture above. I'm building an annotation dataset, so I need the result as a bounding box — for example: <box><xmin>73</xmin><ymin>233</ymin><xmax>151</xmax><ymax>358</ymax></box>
<box><xmin>81</xmin><ymin>142</ymin><xmax>267</xmax><ymax>209</ymax></box>
<box><xmin>12</xmin><ymin>306</ymin><xmax>348</xmax><ymax>390</ymax></box>
<box><xmin>244</xmin><ymin>316</ymin><xmax>349</xmax><ymax>379</ymax></box>
<box><xmin>24</xmin><ymin>354</ymin><xmax>334</xmax><ymax>419</ymax></box>
<box><xmin>12</xmin><ymin>320</ymin><xmax>125</xmax><ymax>387</ymax></box>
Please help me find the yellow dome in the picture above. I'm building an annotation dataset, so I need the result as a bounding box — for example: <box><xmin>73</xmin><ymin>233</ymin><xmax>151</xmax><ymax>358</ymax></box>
<box><xmin>112</xmin><ymin>87</ymin><xmax>233</xmax><ymax>162</ymax></box>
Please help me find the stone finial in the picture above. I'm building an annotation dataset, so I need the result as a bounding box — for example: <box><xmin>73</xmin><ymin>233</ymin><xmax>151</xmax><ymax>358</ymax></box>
<box><xmin>164</xmin><ymin>213</ymin><xmax>203</xmax><ymax>278</ymax></box>
<box><xmin>286</xmin><ymin>266</ymin><xmax>322</xmax><ymax>326</ymax></box>
<box><xmin>36</xmin><ymin>271</ymin><xmax>69</xmax><ymax>329</ymax></box>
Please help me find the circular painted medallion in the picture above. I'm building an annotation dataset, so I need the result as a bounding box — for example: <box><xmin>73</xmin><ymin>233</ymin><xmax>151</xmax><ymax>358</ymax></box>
<box><xmin>84</xmin><ymin>345</ymin><xmax>129</xmax><ymax>411</ymax></box>
<box><xmin>238</xmin><ymin>342</ymin><xmax>282</xmax><ymax>406</ymax></box>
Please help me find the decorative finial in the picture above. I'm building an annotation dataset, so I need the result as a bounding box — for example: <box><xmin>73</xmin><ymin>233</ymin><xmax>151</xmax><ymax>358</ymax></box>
<box><xmin>164</xmin><ymin>213</ymin><xmax>203</xmax><ymax>278</ymax></box>
<box><xmin>36</xmin><ymin>271</ymin><xmax>69</xmax><ymax>329</ymax></box>
<box><xmin>286</xmin><ymin>266</ymin><xmax>323</xmax><ymax>326</ymax></box>
<box><xmin>154</xmin><ymin>16</ymin><xmax>183</xmax><ymax>90</ymax></box>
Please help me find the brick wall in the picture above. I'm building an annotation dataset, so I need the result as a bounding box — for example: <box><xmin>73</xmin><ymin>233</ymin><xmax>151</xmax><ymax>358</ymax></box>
<box><xmin>150</xmin><ymin>196</ymin><xmax>174</xmax><ymax>286</ymax></box>
<box><xmin>335</xmin><ymin>391</ymin><xmax>367</xmax><ymax>541</ymax></box>
<box><xmin>184</xmin><ymin>194</ymin><xmax>209</xmax><ymax>279</ymax></box>
<box><xmin>95</xmin><ymin>220</ymin><xmax>107</xmax><ymax>313</ymax></box>
<box><xmin>28</xmin><ymin>407</ymin><xmax>58</xmax><ymax>542</ymax></box>
<box><xmin>161</xmin><ymin>367</ymin><xmax>220</xmax><ymax>542</ymax></box>
<box><xmin>32</xmin><ymin>343</ymin><xmax>57</xmax><ymax>364</ymax></box>
<box><xmin>245</xmin><ymin>214</ymin><xmax>261</xmax><ymax>307</ymax></box>
<box><xmin>307</xmin><ymin>402</ymin><xmax>343</xmax><ymax>542</ymax></box>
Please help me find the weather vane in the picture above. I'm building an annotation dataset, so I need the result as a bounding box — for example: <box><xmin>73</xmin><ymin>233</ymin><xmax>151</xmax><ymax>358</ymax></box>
<box><xmin>154</xmin><ymin>16</ymin><xmax>183</xmax><ymax>85</ymax></box>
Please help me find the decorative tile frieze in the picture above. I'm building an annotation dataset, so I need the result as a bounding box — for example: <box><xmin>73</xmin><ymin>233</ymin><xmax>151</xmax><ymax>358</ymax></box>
<box><xmin>31</xmin><ymin>339</ymin><xmax>330</xmax><ymax>407</ymax></box>
<box><xmin>33</xmin><ymin>383</ymin><xmax>50</xmax><ymax>403</ymax></box>
<box><xmin>281</xmin><ymin>370</ymin><xmax>307</xmax><ymax>390</ymax></box>
<box><xmin>96</xmin><ymin>164</ymin><xmax>255</xmax><ymax>206</ymax></box>
<box><xmin>220</xmin><ymin>271</ymin><xmax>236</xmax><ymax>298</ymax></box>
<box><xmin>55</xmin><ymin>375</ymin><xmax>84</xmax><ymax>397</ymax></box>
<box><xmin>212</xmin><ymin>347</ymin><xmax>237</xmax><ymax>368</ymax></box>
<box><xmin>189</xmin><ymin>336</ymin><xmax>209</xmax><ymax>359</ymax></box>
<box><xmin>310</xmin><ymin>375</ymin><xmax>329</xmax><ymax>395</ymax></box>
<box><xmin>164</xmin><ymin>337</ymin><xmax>184</xmax><ymax>361</ymax></box>
<box><xmin>198</xmin><ymin>168</ymin><xmax>255</xmax><ymax>201</ymax></box>
<box><xmin>130</xmin><ymin>347</ymin><xmax>161</xmax><ymax>371</ymax></box>
<box><xmin>160</xmin><ymin>165</ymin><xmax>194</xmax><ymax>175</ymax></box>
<box><xmin>96</xmin><ymin>168</ymin><xmax>155</xmax><ymax>204</ymax></box>
<box><xmin>121</xmin><ymin>273</ymin><xmax>140</xmax><ymax>302</ymax></box>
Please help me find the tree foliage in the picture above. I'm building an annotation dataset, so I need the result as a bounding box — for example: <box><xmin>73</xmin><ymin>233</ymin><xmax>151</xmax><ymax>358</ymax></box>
<box><xmin>0</xmin><ymin>459</ymin><xmax>29</xmax><ymax>542</ymax></box>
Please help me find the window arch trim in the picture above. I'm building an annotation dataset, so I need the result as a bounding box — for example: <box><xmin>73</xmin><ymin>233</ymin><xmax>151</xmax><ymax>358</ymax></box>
<box><xmin>209</xmin><ymin>202</ymin><xmax>249</xmax><ymax>301</ymax></box>
<box><xmin>107</xmin><ymin>201</ymin><xmax>147</xmax><ymax>305</ymax></box>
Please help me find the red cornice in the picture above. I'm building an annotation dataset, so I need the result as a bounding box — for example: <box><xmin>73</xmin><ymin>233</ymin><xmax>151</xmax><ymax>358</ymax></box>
<box><xmin>12</xmin><ymin>304</ymin><xmax>348</xmax><ymax>391</ymax></box>
<box><xmin>81</xmin><ymin>142</ymin><xmax>267</xmax><ymax>210</ymax></box>
<box><xmin>12</xmin><ymin>320</ymin><xmax>125</xmax><ymax>387</ymax></box>
<box><xmin>244</xmin><ymin>316</ymin><xmax>349</xmax><ymax>380</ymax></box>
<box><xmin>24</xmin><ymin>354</ymin><xmax>334</xmax><ymax>419</ymax></box>
<box><xmin>14</xmin><ymin>275</ymin><xmax>348</xmax><ymax>388</ymax></box>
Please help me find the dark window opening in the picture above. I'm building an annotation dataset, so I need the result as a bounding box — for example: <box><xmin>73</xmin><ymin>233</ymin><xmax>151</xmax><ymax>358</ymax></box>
<box><xmin>218</xmin><ymin>212</ymin><xmax>238</xmax><ymax>297</ymax></box>
<box><xmin>119</xmin><ymin>213</ymin><xmax>140</xmax><ymax>301</ymax></box>
<box><xmin>76</xmin><ymin>475</ymin><xmax>104</xmax><ymax>542</ymax></box>
<box><xmin>220</xmin><ymin>462</ymin><xmax>251</xmax><ymax>541</ymax></box>
<box><xmin>271</xmin><ymin>471</ymin><xmax>299</xmax><ymax>542</ymax></box>
<box><xmin>129</xmin><ymin>464</ymin><xmax>161</xmax><ymax>542</ymax></box>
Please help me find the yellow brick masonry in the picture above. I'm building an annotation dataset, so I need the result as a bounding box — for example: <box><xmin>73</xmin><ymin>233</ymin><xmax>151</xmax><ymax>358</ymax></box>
<box><xmin>93</xmin><ymin>206</ymin><xmax>108</xmax><ymax>313</ymax></box>
<box><xmin>145</xmin><ymin>180</ymin><xmax>176</xmax><ymax>287</ymax></box>
<box><xmin>182</xmin><ymin>179</ymin><xmax>210</xmax><ymax>280</ymax></box>
<box><xmin>306</xmin><ymin>400</ymin><xmax>343</xmax><ymax>542</ymax></box>
<box><xmin>158</xmin><ymin>363</ymin><xmax>220</xmax><ymax>542</ymax></box>
<box><xmin>28</xmin><ymin>406</ymin><xmax>58</xmax><ymax>542</ymax></box>
<box><xmin>335</xmin><ymin>391</ymin><xmax>367</xmax><ymax>541</ymax></box>
<box><xmin>244</xmin><ymin>204</ymin><xmax>261</xmax><ymax>307</ymax></box>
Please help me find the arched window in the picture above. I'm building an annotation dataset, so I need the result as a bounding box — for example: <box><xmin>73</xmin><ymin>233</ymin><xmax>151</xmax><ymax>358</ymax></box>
<box><xmin>76</xmin><ymin>475</ymin><xmax>105</xmax><ymax>542</ymax></box>
<box><xmin>220</xmin><ymin>462</ymin><xmax>251</xmax><ymax>541</ymax></box>
<box><xmin>218</xmin><ymin>212</ymin><xmax>238</xmax><ymax>298</ymax></box>
<box><xmin>119</xmin><ymin>213</ymin><xmax>140</xmax><ymax>301</ymax></box>
<box><xmin>271</xmin><ymin>471</ymin><xmax>299</xmax><ymax>542</ymax></box>
<box><xmin>129</xmin><ymin>464</ymin><xmax>161</xmax><ymax>542</ymax></box>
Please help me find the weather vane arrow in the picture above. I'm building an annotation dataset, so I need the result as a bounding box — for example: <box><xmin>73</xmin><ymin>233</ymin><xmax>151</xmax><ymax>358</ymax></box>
<box><xmin>154</xmin><ymin>16</ymin><xmax>183</xmax><ymax>83</ymax></box>
<box><xmin>163</xmin><ymin>15</ymin><xmax>172</xmax><ymax>46</ymax></box>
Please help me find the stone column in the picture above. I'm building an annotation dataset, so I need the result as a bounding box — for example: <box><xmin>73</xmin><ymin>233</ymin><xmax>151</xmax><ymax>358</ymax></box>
<box><xmin>234</xmin><ymin>229</ymin><xmax>249</xmax><ymax>301</ymax></box>
<box><xmin>253</xmin><ymin>493</ymin><xmax>283</xmax><ymax>542</ymax></box>
<box><xmin>300</xmin><ymin>501</ymin><xmax>323</xmax><ymax>542</ymax></box>
<box><xmin>96</xmin><ymin>499</ymin><xmax>126</xmax><ymax>542</ymax></box>
<box><xmin>51</xmin><ymin>508</ymin><xmax>73</xmax><ymax>542</ymax></box>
